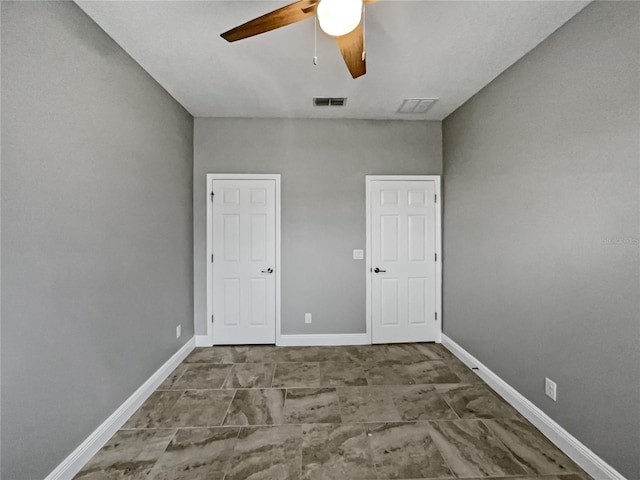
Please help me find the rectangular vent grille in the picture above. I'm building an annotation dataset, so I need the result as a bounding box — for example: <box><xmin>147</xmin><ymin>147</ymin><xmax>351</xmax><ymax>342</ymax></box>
<box><xmin>398</xmin><ymin>98</ymin><xmax>438</xmax><ymax>114</ymax></box>
<box><xmin>313</xmin><ymin>97</ymin><xmax>347</xmax><ymax>107</ymax></box>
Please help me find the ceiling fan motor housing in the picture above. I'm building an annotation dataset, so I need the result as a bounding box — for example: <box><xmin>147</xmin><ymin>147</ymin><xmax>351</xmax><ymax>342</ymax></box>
<box><xmin>316</xmin><ymin>0</ymin><xmax>363</xmax><ymax>37</ymax></box>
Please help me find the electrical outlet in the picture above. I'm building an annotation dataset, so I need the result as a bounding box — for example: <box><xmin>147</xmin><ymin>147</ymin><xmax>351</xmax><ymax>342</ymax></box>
<box><xmin>176</xmin><ymin>324</ymin><xmax>182</xmax><ymax>338</ymax></box>
<box><xmin>305</xmin><ymin>313</ymin><xmax>312</xmax><ymax>324</ymax></box>
<box><xmin>545</xmin><ymin>377</ymin><xmax>557</xmax><ymax>401</ymax></box>
<box><xmin>353</xmin><ymin>249</ymin><xmax>364</xmax><ymax>260</ymax></box>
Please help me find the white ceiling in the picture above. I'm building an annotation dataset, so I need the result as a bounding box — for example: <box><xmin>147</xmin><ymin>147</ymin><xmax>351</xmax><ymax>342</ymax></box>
<box><xmin>76</xmin><ymin>0</ymin><xmax>589</xmax><ymax>120</ymax></box>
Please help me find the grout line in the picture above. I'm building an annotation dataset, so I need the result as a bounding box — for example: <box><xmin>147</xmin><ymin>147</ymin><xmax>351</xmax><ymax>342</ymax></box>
<box><xmin>422</xmin><ymin>420</ymin><xmax>456</xmax><ymax>479</ymax></box>
<box><xmin>436</xmin><ymin>391</ymin><xmax>462</xmax><ymax>420</ymax></box>
<box><xmin>168</xmin><ymin>364</ymin><xmax>189</xmax><ymax>388</ymax></box>
<box><xmin>155</xmin><ymin>382</ymin><xmax>477</xmax><ymax>397</ymax></box>
<box><xmin>219</xmin><ymin>389</ymin><xmax>238</xmax><ymax>427</ymax></box>
<box><xmin>478</xmin><ymin>418</ymin><xmax>528</xmax><ymax>470</ymax></box>
<box><xmin>157</xmin><ymin>382</ymin><xmax>468</xmax><ymax>389</ymax></box>
<box><xmin>120</xmin><ymin>425</ymin><xmax>243</xmax><ymax>430</ymax></box>
<box><xmin>219</xmin><ymin>421</ymin><xmax>244</xmax><ymax>480</ymax></box>
<box><xmin>360</xmin><ymin>421</ymin><xmax>381</xmax><ymax>480</ymax></box>
<box><xmin>299</xmin><ymin>420</ymin><xmax>303</xmax><ymax>480</ymax></box>
<box><xmin>131</xmin><ymin>428</ymin><xmax>178</xmax><ymax>479</ymax></box>
<box><xmin>121</xmin><ymin>418</ymin><xmax>496</xmax><ymax>430</ymax></box>
<box><xmin>283</xmin><ymin>387</ymin><xmax>290</xmax><ymax>422</ymax></box>
<box><xmin>269</xmin><ymin>362</ymin><xmax>278</xmax><ymax>388</ymax></box>
<box><xmin>452</xmin><ymin>474</ymin><xmax>578</xmax><ymax>480</ymax></box>
<box><xmin>230</xmin><ymin>426</ymin><xmax>243</xmax><ymax>463</ymax></box>
<box><xmin>220</xmin><ymin>364</ymin><xmax>235</xmax><ymax>389</ymax></box>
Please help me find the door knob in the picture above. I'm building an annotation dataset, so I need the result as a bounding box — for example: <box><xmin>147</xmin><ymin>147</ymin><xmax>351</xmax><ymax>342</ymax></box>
<box><xmin>261</xmin><ymin>268</ymin><xmax>274</xmax><ymax>274</ymax></box>
<box><xmin>373</xmin><ymin>267</ymin><xmax>386</xmax><ymax>273</ymax></box>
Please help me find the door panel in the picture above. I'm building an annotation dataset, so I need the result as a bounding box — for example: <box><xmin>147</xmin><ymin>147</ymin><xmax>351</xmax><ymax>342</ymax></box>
<box><xmin>250</xmin><ymin>214</ymin><xmax>267</xmax><ymax>261</ymax></box>
<box><xmin>249</xmin><ymin>278</ymin><xmax>267</xmax><ymax>326</ymax></box>
<box><xmin>408</xmin><ymin>278</ymin><xmax>427</xmax><ymax>325</ymax></box>
<box><xmin>408</xmin><ymin>215</ymin><xmax>426</xmax><ymax>261</ymax></box>
<box><xmin>223</xmin><ymin>188</ymin><xmax>240</xmax><ymax>205</ymax></box>
<box><xmin>370</xmin><ymin>180</ymin><xmax>437</xmax><ymax>343</ymax></box>
<box><xmin>381</xmin><ymin>215</ymin><xmax>399</xmax><ymax>262</ymax></box>
<box><xmin>223</xmin><ymin>215</ymin><xmax>240</xmax><ymax>261</ymax></box>
<box><xmin>380</xmin><ymin>278</ymin><xmax>400</xmax><ymax>325</ymax></box>
<box><xmin>223</xmin><ymin>278</ymin><xmax>240</xmax><ymax>326</ymax></box>
<box><xmin>212</xmin><ymin>179</ymin><xmax>276</xmax><ymax>344</ymax></box>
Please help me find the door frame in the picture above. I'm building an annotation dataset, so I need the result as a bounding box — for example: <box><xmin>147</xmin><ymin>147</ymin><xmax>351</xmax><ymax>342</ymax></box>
<box><xmin>365</xmin><ymin>175</ymin><xmax>442</xmax><ymax>344</ymax></box>
<box><xmin>206</xmin><ymin>173</ymin><xmax>282</xmax><ymax>346</ymax></box>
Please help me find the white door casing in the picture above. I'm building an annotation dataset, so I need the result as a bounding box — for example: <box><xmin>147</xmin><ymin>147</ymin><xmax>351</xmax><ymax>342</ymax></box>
<box><xmin>366</xmin><ymin>176</ymin><xmax>441</xmax><ymax>344</ymax></box>
<box><xmin>206</xmin><ymin>174</ymin><xmax>281</xmax><ymax>345</ymax></box>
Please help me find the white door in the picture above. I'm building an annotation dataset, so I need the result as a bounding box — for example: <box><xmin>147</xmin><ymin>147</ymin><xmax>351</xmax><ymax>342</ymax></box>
<box><xmin>211</xmin><ymin>179</ymin><xmax>277</xmax><ymax>344</ymax></box>
<box><xmin>369</xmin><ymin>179</ymin><xmax>439</xmax><ymax>343</ymax></box>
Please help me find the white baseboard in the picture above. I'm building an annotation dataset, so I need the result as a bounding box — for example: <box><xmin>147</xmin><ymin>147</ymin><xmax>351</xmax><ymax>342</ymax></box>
<box><xmin>195</xmin><ymin>334</ymin><xmax>212</xmax><ymax>347</ymax></box>
<box><xmin>441</xmin><ymin>334</ymin><xmax>627</xmax><ymax>480</ymax></box>
<box><xmin>45</xmin><ymin>337</ymin><xmax>196</xmax><ymax>480</ymax></box>
<box><xmin>195</xmin><ymin>333</ymin><xmax>369</xmax><ymax>347</ymax></box>
<box><xmin>277</xmin><ymin>333</ymin><xmax>369</xmax><ymax>346</ymax></box>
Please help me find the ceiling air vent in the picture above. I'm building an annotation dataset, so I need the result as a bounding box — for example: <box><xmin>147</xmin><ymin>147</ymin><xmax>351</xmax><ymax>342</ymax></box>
<box><xmin>313</xmin><ymin>97</ymin><xmax>347</xmax><ymax>107</ymax></box>
<box><xmin>398</xmin><ymin>98</ymin><xmax>438</xmax><ymax>114</ymax></box>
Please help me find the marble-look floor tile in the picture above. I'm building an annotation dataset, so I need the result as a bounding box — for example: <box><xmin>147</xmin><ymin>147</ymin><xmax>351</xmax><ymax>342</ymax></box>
<box><xmin>184</xmin><ymin>346</ymin><xmax>277</xmax><ymax>364</ymax></box>
<box><xmin>426</xmin><ymin>342</ymin><xmax>454</xmax><ymax>358</ymax></box>
<box><xmin>161</xmin><ymin>390</ymin><xmax>235</xmax><ymax>427</ymax></box>
<box><xmin>411</xmin><ymin>343</ymin><xmax>446</xmax><ymax>361</ymax></box>
<box><xmin>390</xmin><ymin>385</ymin><xmax>458</xmax><ymax>421</ymax></box>
<box><xmin>74</xmin><ymin>429</ymin><xmax>176</xmax><ymax>479</ymax></box>
<box><xmin>320</xmin><ymin>362</ymin><xmax>368</xmax><ymax>386</ymax></box>
<box><xmin>155</xmin><ymin>471</ymin><xmax>222</xmax><ymax>480</ymax></box>
<box><xmin>223</xmin><ymin>389</ymin><xmax>285</xmax><ymax>426</ymax></box>
<box><xmin>440</xmin><ymin>356</ymin><xmax>483</xmax><ymax>383</ymax></box>
<box><xmin>158</xmin><ymin>365</ymin><xmax>189</xmax><ymax>390</ymax></box>
<box><xmin>406</xmin><ymin>360</ymin><xmax>461</xmax><ymax>384</ymax></box>
<box><xmin>381</xmin><ymin>343</ymin><xmax>444</xmax><ymax>363</ymax></box>
<box><xmin>284</xmin><ymin>388</ymin><xmax>342</xmax><ymax>424</ymax></box>
<box><xmin>302</xmin><ymin>423</ymin><xmax>376</xmax><ymax>480</ymax></box>
<box><xmin>272</xmin><ymin>346</ymin><xmax>349</xmax><ymax>363</ymax></box>
<box><xmin>272</xmin><ymin>362</ymin><xmax>321</xmax><ymax>387</ymax></box>
<box><xmin>80</xmin><ymin>344</ymin><xmax>596</xmax><ymax>480</ymax></box>
<box><xmin>344</xmin><ymin>345</ymin><xmax>387</xmax><ymax>364</ymax></box>
<box><xmin>168</xmin><ymin>363</ymin><xmax>232</xmax><ymax>389</ymax></box>
<box><xmin>484</xmin><ymin>419</ymin><xmax>583</xmax><ymax>475</ymax></box>
<box><xmin>123</xmin><ymin>391</ymin><xmax>183</xmax><ymax>429</ymax></box>
<box><xmin>426</xmin><ymin>419</ymin><xmax>528</xmax><ymax>478</ymax></box>
<box><xmin>145</xmin><ymin>427</ymin><xmax>239</xmax><ymax>480</ymax></box>
<box><xmin>222</xmin><ymin>363</ymin><xmax>275</xmax><ymax>389</ymax></box>
<box><xmin>461</xmin><ymin>475</ymin><xmax>588</xmax><ymax>480</ymax></box>
<box><xmin>365</xmin><ymin>422</ymin><xmax>452</xmax><ymax>479</ymax></box>
<box><xmin>436</xmin><ymin>384</ymin><xmax>519</xmax><ymax>419</ymax></box>
<box><xmin>226</xmin><ymin>425</ymin><xmax>302</xmax><ymax>480</ymax></box>
<box><xmin>364</xmin><ymin>360</ymin><xmax>416</xmax><ymax>385</ymax></box>
<box><xmin>338</xmin><ymin>386</ymin><xmax>402</xmax><ymax>423</ymax></box>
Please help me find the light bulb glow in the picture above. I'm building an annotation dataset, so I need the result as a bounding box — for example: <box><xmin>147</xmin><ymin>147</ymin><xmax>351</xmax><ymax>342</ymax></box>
<box><xmin>317</xmin><ymin>0</ymin><xmax>363</xmax><ymax>37</ymax></box>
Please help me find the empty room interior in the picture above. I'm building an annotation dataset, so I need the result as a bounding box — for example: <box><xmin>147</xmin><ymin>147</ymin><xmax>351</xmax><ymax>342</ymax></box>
<box><xmin>1</xmin><ymin>1</ymin><xmax>639</xmax><ymax>479</ymax></box>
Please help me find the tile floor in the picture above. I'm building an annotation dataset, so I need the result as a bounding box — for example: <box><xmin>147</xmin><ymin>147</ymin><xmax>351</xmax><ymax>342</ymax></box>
<box><xmin>75</xmin><ymin>343</ymin><xmax>593</xmax><ymax>480</ymax></box>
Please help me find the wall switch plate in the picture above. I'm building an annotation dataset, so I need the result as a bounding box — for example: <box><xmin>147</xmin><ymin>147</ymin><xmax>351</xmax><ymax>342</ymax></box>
<box><xmin>305</xmin><ymin>313</ymin><xmax>312</xmax><ymax>324</ymax></box>
<box><xmin>353</xmin><ymin>249</ymin><xmax>364</xmax><ymax>260</ymax></box>
<box><xmin>545</xmin><ymin>377</ymin><xmax>557</xmax><ymax>401</ymax></box>
<box><xmin>176</xmin><ymin>324</ymin><xmax>182</xmax><ymax>338</ymax></box>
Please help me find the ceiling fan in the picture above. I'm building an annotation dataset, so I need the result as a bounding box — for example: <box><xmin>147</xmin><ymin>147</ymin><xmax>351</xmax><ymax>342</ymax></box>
<box><xmin>221</xmin><ymin>0</ymin><xmax>380</xmax><ymax>79</ymax></box>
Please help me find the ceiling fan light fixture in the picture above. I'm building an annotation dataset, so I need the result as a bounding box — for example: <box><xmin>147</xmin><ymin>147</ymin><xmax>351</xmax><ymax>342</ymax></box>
<box><xmin>317</xmin><ymin>0</ymin><xmax>363</xmax><ymax>37</ymax></box>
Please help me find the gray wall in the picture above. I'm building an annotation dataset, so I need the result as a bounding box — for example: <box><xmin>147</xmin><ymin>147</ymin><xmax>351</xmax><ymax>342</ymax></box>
<box><xmin>442</xmin><ymin>2</ymin><xmax>639</xmax><ymax>478</ymax></box>
<box><xmin>1</xmin><ymin>3</ymin><xmax>194</xmax><ymax>479</ymax></box>
<box><xmin>194</xmin><ymin>118</ymin><xmax>442</xmax><ymax>336</ymax></box>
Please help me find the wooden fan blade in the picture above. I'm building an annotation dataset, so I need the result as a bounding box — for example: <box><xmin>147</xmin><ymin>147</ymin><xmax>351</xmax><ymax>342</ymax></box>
<box><xmin>336</xmin><ymin>23</ymin><xmax>366</xmax><ymax>79</ymax></box>
<box><xmin>221</xmin><ymin>0</ymin><xmax>318</xmax><ymax>42</ymax></box>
